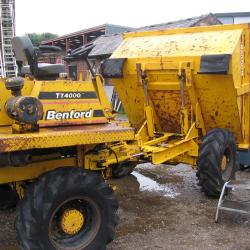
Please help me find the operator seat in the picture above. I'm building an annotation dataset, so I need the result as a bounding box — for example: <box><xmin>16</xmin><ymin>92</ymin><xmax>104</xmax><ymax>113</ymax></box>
<box><xmin>12</xmin><ymin>35</ymin><xmax>65</xmax><ymax>80</ymax></box>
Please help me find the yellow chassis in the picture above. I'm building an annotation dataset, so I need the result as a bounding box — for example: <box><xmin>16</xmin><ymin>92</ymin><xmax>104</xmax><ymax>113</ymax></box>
<box><xmin>0</xmin><ymin>65</ymin><xmax>199</xmax><ymax>185</ymax></box>
<box><xmin>0</xmin><ymin>121</ymin><xmax>198</xmax><ymax>185</ymax></box>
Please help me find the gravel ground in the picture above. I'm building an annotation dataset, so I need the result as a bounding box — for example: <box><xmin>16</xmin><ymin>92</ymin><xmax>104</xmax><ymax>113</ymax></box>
<box><xmin>0</xmin><ymin>164</ymin><xmax>250</xmax><ymax>250</ymax></box>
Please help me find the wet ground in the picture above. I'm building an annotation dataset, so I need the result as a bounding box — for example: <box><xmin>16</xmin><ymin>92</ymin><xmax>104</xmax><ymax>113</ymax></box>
<box><xmin>108</xmin><ymin>164</ymin><xmax>250</xmax><ymax>250</ymax></box>
<box><xmin>0</xmin><ymin>164</ymin><xmax>250</xmax><ymax>250</ymax></box>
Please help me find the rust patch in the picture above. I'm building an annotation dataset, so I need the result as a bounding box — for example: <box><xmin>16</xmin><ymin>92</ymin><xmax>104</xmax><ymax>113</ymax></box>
<box><xmin>39</xmin><ymin>118</ymin><xmax>108</xmax><ymax>128</ymax></box>
<box><xmin>210</xmin><ymin>115</ymin><xmax>215</xmax><ymax>121</ymax></box>
<box><xmin>149</xmin><ymin>90</ymin><xmax>191</xmax><ymax>133</ymax></box>
<box><xmin>0</xmin><ymin>123</ymin><xmax>135</xmax><ymax>153</ymax></box>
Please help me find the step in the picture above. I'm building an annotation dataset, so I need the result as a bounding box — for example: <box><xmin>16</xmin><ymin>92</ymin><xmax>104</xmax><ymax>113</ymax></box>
<box><xmin>226</xmin><ymin>180</ymin><xmax>250</xmax><ymax>190</ymax></box>
<box><xmin>220</xmin><ymin>200</ymin><xmax>250</xmax><ymax>214</ymax></box>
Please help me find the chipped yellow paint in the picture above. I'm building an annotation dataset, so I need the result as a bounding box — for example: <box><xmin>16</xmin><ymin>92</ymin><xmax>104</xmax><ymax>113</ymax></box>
<box><xmin>0</xmin><ymin>123</ymin><xmax>135</xmax><ymax>152</ymax></box>
<box><xmin>111</xmin><ymin>23</ymin><xmax>250</xmax><ymax>147</ymax></box>
<box><xmin>116</xmin><ymin>29</ymin><xmax>243</xmax><ymax>59</ymax></box>
<box><xmin>0</xmin><ymin>77</ymin><xmax>110</xmax><ymax>128</ymax></box>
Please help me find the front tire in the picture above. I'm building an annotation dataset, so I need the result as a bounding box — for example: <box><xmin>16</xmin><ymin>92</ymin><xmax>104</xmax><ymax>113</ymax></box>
<box><xmin>16</xmin><ymin>167</ymin><xmax>118</xmax><ymax>250</ymax></box>
<box><xmin>197</xmin><ymin>128</ymin><xmax>237</xmax><ymax>197</ymax></box>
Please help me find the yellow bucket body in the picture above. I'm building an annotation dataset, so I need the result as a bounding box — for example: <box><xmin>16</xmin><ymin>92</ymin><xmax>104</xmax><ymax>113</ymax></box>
<box><xmin>110</xmin><ymin>24</ymin><xmax>250</xmax><ymax>148</ymax></box>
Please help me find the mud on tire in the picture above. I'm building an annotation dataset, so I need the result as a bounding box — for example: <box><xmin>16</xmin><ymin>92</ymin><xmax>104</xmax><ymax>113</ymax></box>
<box><xmin>16</xmin><ymin>167</ymin><xmax>118</xmax><ymax>250</ymax></box>
<box><xmin>197</xmin><ymin>128</ymin><xmax>237</xmax><ymax>197</ymax></box>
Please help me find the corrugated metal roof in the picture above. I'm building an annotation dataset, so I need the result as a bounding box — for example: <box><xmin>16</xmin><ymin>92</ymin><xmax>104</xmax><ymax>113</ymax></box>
<box><xmin>105</xmin><ymin>24</ymin><xmax>134</xmax><ymax>35</ymax></box>
<box><xmin>42</xmin><ymin>24</ymin><xmax>133</xmax><ymax>44</ymax></box>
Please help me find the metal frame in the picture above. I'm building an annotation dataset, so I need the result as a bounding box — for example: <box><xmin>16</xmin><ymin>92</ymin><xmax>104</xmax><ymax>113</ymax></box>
<box><xmin>215</xmin><ymin>180</ymin><xmax>250</xmax><ymax>222</ymax></box>
<box><xmin>215</xmin><ymin>181</ymin><xmax>230</xmax><ymax>222</ymax></box>
<box><xmin>0</xmin><ymin>0</ymin><xmax>16</xmax><ymax>77</ymax></box>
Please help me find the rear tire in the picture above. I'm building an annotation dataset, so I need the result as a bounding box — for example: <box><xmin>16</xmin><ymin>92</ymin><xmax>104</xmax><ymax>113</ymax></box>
<box><xmin>16</xmin><ymin>167</ymin><xmax>118</xmax><ymax>250</ymax></box>
<box><xmin>197</xmin><ymin>128</ymin><xmax>237</xmax><ymax>197</ymax></box>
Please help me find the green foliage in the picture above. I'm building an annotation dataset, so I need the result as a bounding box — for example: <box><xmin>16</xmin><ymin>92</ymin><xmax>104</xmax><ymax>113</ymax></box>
<box><xmin>27</xmin><ymin>33</ymin><xmax>58</xmax><ymax>46</ymax></box>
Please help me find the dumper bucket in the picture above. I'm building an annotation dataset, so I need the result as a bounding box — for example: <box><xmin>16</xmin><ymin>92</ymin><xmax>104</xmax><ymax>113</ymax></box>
<box><xmin>106</xmin><ymin>24</ymin><xmax>250</xmax><ymax>147</ymax></box>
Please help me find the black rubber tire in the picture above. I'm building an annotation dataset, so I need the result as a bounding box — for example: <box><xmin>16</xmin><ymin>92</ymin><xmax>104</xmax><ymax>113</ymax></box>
<box><xmin>0</xmin><ymin>184</ymin><xmax>19</xmax><ymax>210</ymax></box>
<box><xmin>16</xmin><ymin>167</ymin><xmax>118</xmax><ymax>250</ymax></box>
<box><xmin>112</xmin><ymin>161</ymin><xmax>137</xmax><ymax>178</ymax></box>
<box><xmin>197</xmin><ymin>128</ymin><xmax>237</xmax><ymax>197</ymax></box>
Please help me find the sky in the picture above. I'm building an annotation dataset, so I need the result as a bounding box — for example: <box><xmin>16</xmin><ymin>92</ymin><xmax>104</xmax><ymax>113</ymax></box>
<box><xmin>15</xmin><ymin>0</ymin><xmax>250</xmax><ymax>36</ymax></box>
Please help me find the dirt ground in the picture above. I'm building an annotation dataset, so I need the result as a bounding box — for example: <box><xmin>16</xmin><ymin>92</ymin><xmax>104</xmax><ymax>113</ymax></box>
<box><xmin>0</xmin><ymin>164</ymin><xmax>250</xmax><ymax>250</ymax></box>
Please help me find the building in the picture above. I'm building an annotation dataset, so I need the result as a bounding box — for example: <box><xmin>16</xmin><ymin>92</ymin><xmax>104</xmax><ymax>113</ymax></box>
<box><xmin>47</xmin><ymin>13</ymin><xmax>220</xmax><ymax>81</ymax></box>
<box><xmin>136</xmin><ymin>13</ymin><xmax>221</xmax><ymax>31</ymax></box>
<box><xmin>215</xmin><ymin>12</ymin><xmax>250</xmax><ymax>24</ymax></box>
<box><xmin>42</xmin><ymin>24</ymin><xmax>133</xmax><ymax>80</ymax></box>
<box><xmin>42</xmin><ymin>23</ymin><xmax>132</xmax><ymax>52</ymax></box>
<box><xmin>0</xmin><ymin>0</ymin><xmax>16</xmax><ymax>77</ymax></box>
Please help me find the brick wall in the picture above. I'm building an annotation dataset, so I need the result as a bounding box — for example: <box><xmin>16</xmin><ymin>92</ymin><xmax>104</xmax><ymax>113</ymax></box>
<box><xmin>66</xmin><ymin>60</ymin><xmax>87</xmax><ymax>80</ymax></box>
<box><xmin>66</xmin><ymin>59</ymin><xmax>103</xmax><ymax>81</ymax></box>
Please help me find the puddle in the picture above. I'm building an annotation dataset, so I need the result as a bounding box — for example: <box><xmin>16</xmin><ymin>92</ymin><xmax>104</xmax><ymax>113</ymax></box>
<box><xmin>132</xmin><ymin>172</ymin><xmax>180</xmax><ymax>198</ymax></box>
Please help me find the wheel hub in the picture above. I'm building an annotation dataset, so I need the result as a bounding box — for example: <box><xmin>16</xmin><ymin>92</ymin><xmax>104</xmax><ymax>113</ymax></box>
<box><xmin>60</xmin><ymin>209</ymin><xmax>85</xmax><ymax>235</ymax></box>
<box><xmin>221</xmin><ymin>155</ymin><xmax>227</xmax><ymax>172</ymax></box>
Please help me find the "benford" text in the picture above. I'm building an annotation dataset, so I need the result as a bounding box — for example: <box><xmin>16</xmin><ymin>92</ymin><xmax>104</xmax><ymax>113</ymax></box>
<box><xmin>45</xmin><ymin>109</ymin><xmax>93</xmax><ymax>120</ymax></box>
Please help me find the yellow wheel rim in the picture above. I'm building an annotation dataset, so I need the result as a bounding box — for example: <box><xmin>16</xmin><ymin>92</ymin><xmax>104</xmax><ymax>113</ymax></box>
<box><xmin>60</xmin><ymin>209</ymin><xmax>85</xmax><ymax>235</ymax></box>
<box><xmin>221</xmin><ymin>155</ymin><xmax>227</xmax><ymax>172</ymax></box>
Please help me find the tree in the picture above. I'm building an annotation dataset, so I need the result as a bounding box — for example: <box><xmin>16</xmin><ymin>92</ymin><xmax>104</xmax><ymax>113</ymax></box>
<box><xmin>27</xmin><ymin>33</ymin><xmax>58</xmax><ymax>46</ymax></box>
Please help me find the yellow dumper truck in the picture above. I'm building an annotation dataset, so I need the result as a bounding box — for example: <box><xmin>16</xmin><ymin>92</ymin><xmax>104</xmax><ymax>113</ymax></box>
<box><xmin>0</xmin><ymin>23</ymin><xmax>249</xmax><ymax>249</ymax></box>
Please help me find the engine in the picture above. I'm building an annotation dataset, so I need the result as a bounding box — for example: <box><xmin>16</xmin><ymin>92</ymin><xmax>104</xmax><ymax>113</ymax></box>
<box><xmin>5</xmin><ymin>77</ymin><xmax>43</xmax><ymax>133</ymax></box>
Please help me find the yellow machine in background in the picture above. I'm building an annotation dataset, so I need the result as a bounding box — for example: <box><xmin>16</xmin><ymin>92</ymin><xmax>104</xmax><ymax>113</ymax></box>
<box><xmin>0</xmin><ymin>23</ymin><xmax>249</xmax><ymax>249</ymax></box>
